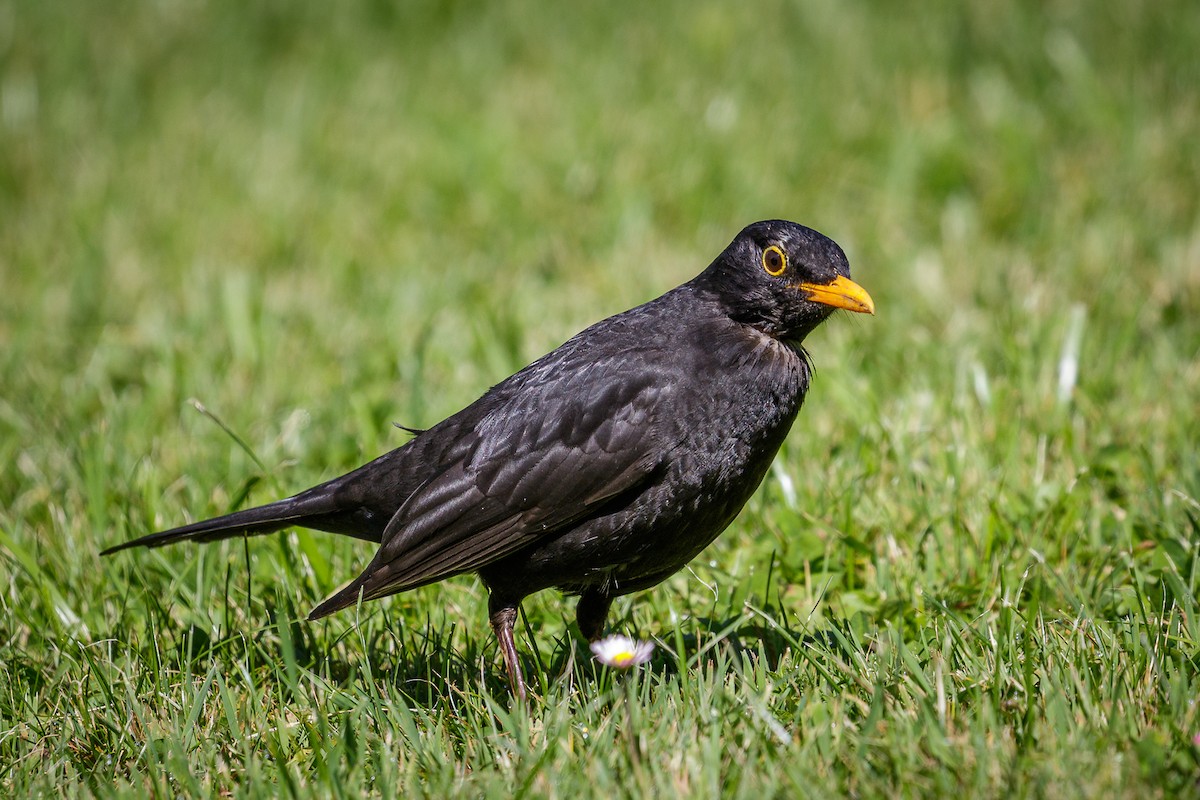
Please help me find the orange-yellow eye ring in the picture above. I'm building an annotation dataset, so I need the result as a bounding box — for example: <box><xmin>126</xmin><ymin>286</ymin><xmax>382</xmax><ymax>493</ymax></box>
<box><xmin>762</xmin><ymin>245</ymin><xmax>787</xmax><ymax>276</ymax></box>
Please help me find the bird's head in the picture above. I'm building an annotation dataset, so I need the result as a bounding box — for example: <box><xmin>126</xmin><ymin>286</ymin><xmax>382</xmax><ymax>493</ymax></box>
<box><xmin>696</xmin><ymin>220</ymin><xmax>875</xmax><ymax>342</ymax></box>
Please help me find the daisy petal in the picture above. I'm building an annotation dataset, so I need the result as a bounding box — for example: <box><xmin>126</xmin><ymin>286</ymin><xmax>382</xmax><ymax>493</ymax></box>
<box><xmin>589</xmin><ymin>634</ymin><xmax>655</xmax><ymax>668</ymax></box>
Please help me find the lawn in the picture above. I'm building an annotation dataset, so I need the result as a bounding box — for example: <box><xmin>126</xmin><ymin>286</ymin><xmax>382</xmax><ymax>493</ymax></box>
<box><xmin>2</xmin><ymin>0</ymin><xmax>1198</xmax><ymax>796</ymax></box>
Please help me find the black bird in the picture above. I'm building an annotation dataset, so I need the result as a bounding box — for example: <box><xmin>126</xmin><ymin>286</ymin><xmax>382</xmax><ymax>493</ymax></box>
<box><xmin>103</xmin><ymin>220</ymin><xmax>874</xmax><ymax>698</ymax></box>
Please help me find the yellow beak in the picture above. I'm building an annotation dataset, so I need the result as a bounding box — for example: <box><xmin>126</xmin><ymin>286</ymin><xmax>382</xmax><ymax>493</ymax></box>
<box><xmin>795</xmin><ymin>275</ymin><xmax>875</xmax><ymax>315</ymax></box>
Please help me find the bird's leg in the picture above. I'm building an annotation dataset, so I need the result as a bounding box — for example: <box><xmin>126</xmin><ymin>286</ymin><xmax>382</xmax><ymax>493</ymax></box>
<box><xmin>488</xmin><ymin>597</ymin><xmax>526</xmax><ymax>701</ymax></box>
<box><xmin>575</xmin><ymin>587</ymin><xmax>613</xmax><ymax>642</ymax></box>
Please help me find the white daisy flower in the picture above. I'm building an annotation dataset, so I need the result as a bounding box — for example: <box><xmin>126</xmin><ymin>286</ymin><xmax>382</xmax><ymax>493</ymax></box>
<box><xmin>589</xmin><ymin>634</ymin><xmax>654</xmax><ymax>669</ymax></box>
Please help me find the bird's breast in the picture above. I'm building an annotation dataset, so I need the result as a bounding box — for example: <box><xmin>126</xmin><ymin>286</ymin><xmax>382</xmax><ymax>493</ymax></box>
<box><xmin>489</xmin><ymin>325</ymin><xmax>811</xmax><ymax>597</ymax></box>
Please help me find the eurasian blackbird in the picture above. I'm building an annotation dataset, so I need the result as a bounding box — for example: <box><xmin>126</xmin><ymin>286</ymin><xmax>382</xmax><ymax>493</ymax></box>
<box><xmin>103</xmin><ymin>220</ymin><xmax>874</xmax><ymax>698</ymax></box>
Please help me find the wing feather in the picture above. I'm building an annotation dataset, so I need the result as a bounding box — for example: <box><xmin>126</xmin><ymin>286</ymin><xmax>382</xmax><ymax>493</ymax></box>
<box><xmin>308</xmin><ymin>357</ymin><xmax>669</xmax><ymax>618</ymax></box>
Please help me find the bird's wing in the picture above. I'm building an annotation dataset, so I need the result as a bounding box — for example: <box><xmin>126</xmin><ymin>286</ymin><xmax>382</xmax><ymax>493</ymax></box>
<box><xmin>309</xmin><ymin>359</ymin><xmax>670</xmax><ymax>617</ymax></box>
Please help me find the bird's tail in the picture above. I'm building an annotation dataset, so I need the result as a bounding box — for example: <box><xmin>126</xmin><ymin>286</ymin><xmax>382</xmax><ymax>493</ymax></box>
<box><xmin>100</xmin><ymin>484</ymin><xmax>361</xmax><ymax>556</ymax></box>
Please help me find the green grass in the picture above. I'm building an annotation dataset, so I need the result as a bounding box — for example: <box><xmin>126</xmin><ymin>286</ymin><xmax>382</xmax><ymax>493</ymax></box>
<box><xmin>3</xmin><ymin>0</ymin><xmax>1199</xmax><ymax>795</ymax></box>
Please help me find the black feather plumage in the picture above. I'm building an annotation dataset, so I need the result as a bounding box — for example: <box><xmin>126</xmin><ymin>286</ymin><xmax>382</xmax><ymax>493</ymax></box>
<box><xmin>103</xmin><ymin>219</ymin><xmax>875</xmax><ymax>698</ymax></box>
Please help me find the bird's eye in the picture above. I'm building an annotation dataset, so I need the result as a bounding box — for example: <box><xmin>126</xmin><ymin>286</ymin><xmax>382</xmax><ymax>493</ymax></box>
<box><xmin>762</xmin><ymin>245</ymin><xmax>786</xmax><ymax>276</ymax></box>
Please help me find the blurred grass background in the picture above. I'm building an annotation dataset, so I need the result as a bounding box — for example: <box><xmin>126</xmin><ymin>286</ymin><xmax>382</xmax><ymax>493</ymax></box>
<box><xmin>2</xmin><ymin>0</ymin><xmax>1199</xmax><ymax>795</ymax></box>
